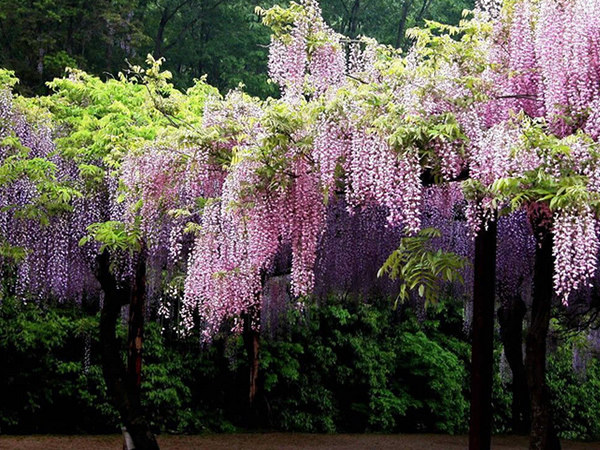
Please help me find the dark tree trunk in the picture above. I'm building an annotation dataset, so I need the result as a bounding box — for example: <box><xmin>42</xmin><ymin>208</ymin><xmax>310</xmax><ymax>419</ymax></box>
<box><xmin>106</xmin><ymin>39</ymin><xmax>113</xmax><ymax>73</ymax></box>
<box><xmin>498</xmin><ymin>297</ymin><xmax>530</xmax><ymax>434</ymax></box>
<box><xmin>154</xmin><ymin>9</ymin><xmax>168</xmax><ymax>58</ymax></box>
<box><xmin>525</xmin><ymin>233</ymin><xmax>561</xmax><ymax>450</ymax></box>
<box><xmin>243</xmin><ymin>315</ymin><xmax>260</xmax><ymax>407</ymax></box>
<box><xmin>66</xmin><ymin>16</ymin><xmax>73</xmax><ymax>54</ymax></box>
<box><xmin>153</xmin><ymin>0</ymin><xmax>196</xmax><ymax>58</ymax></box>
<box><xmin>348</xmin><ymin>0</ymin><xmax>360</xmax><ymax>38</ymax></box>
<box><xmin>469</xmin><ymin>220</ymin><xmax>497</xmax><ymax>450</ymax></box>
<box><xmin>395</xmin><ymin>0</ymin><xmax>414</xmax><ymax>49</ymax></box>
<box><xmin>415</xmin><ymin>0</ymin><xmax>432</xmax><ymax>22</ymax></box>
<box><xmin>96</xmin><ymin>250</ymin><xmax>159</xmax><ymax>450</ymax></box>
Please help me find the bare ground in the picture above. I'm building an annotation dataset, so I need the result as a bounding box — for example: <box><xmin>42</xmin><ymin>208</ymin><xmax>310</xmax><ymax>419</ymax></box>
<box><xmin>0</xmin><ymin>434</ymin><xmax>599</xmax><ymax>450</ymax></box>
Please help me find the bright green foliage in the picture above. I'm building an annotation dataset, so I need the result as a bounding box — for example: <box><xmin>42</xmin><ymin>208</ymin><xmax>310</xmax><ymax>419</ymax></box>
<box><xmin>0</xmin><ymin>69</ymin><xmax>18</xmax><ymax>90</ymax></box>
<box><xmin>378</xmin><ymin>228</ymin><xmax>467</xmax><ymax>308</ymax></box>
<box><xmin>256</xmin><ymin>3</ymin><xmax>305</xmax><ymax>39</ymax></box>
<box><xmin>79</xmin><ymin>221</ymin><xmax>143</xmax><ymax>254</ymax></box>
<box><xmin>404</xmin><ymin>16</ymin><xmax>493</xmax><ymax>89</ymax></box>
<box><xmin>490</xmin><ymin>119</ymin><xmax>600</xmax><ymax>215</ymax></box>
<box><xmin>245</xmin><ymin>98</ymin><xmax>318</xmax><ymax>194</ymax></box>
<box><xmin>34</xmin><ymin>61</ymin><xmax>217</xmax><ymax>169</ymax></box>
<box><xmin>41</xmin><ymin>70</ymin><xmax>158</xmax><ymax>166</ymax></box>
<box><xmin>387</xmin><ymin>112</ymin><xmax>467</xmax><ymax>181</ymax></box>
<box><xmin>19</xmin><ymin>60</ymin><xmax>218</xmax><ymax>253</ymax></box>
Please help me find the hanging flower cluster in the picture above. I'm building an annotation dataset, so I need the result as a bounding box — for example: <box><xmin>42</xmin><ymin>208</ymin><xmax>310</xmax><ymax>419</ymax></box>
<box><xmin>7</xmin><ymin>0</ymin><xmax>600</xmax><ymax>341</ymax></box>
<box><xmin>0</xmin><ymin>90</ymin><xmax>100</xmax><ymax>301</ymax></box>
<box><xmin>553</xmin><ymin>206</ymin><xmax>599</xmax><ymax>303</ymax></box>
<box><xmin>346</xmin><ymin>130</ymin><xmax>422</xmax><ymax>232</ymax></box>
<box><xmin>266</xmin><ymin>0</ymin><xmax>346</xmax><ymax>100</ymax></box>
<box><xmin>314</xmin><ymin>200</ymin><xmax>404</xmax><ymax>299</ymax></box>
<box><xmin>472</xmin><ymin>0</ymin><xmax>600</xmax><ymax>303</ymax></box>
<box><xmin>496</xmin><ymin>211</ymin><xmax>536</xmax><ymax>305</ymax></box>
<box><xmin>490</xmin><ymin>0</ymin><xmax>600</xmax><ymax>136</ymax></box>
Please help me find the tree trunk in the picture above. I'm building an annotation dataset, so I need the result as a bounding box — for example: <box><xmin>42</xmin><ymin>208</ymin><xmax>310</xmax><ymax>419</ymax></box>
<box><xmin>469</xmin><ymin>219</ymin><xmax>497</xmax><ymax>450</ymax></box>
<box><xmin>395</xmin><ymin>0</ymin><xmax>414</xmax><ymax>49</ymax></box>
<box><xmin>347</xmin><ymin>0</ymin><xmax>360</xmax><ymax>38</ymax></box>
<box><xmin>415</xmin><ymin>0</ymin><xmax>432</xmax><ymax>23</ymax></box>
<box><xmin>525</xmin><ymin>234</ymin><xmax>561</xmax><ymax>450</ymax></box>
<box><xmin>154</xmin><ymin>9</ymin><xmax>168</xmax><ymax>58</ymax></box>
<box><xmin>96</xmin><ymin>251</ymin><xmax>159</xmax><ymax>450</ymax></box>
<box><xmin>498</xmin><ymin>297</ymin><xmax>530</xmax><ymax>434</ymax></box>
<box><xmin>66</xmin><ymin>16</ymin><xmax>73</xmax><ymax>54</ymax></box>
<box><xmin>243</xmin><ymin>316</ymin><xmax>260</xmax><ymax>407</ymax></box>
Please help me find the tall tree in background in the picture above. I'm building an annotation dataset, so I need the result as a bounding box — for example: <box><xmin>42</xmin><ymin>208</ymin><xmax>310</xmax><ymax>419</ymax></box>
<box><xmin>321</xmin><ymin>0</ymin><xmax>474</xmax><ymax>48</ymax></box>
<box><xmin>0</xmin><ymin>0</ymin><xmax>146</xmax><ymax>94</ymax></box>
<box><xmin>138</xmin><ymin>0</ymin><xmax>278</xmax><ymax>96</ymax></box>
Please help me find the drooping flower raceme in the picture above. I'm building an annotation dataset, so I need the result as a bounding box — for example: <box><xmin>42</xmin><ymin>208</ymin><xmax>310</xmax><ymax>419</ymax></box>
<box><xmin>553</xmin><ymin>206</ymin><xmax>600</xmax><ymax>303</ymax></box>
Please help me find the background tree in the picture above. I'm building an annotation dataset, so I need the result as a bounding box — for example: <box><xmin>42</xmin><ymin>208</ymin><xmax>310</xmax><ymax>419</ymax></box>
<box><xmin>0</xmin><ymin>0</ymin><xmax>474</xmax><ymax>97</ymax></box>
<box><xmin>320</xmin><ymin>0</ymin><xmax>474</xmax><ymax>48</ymax></box>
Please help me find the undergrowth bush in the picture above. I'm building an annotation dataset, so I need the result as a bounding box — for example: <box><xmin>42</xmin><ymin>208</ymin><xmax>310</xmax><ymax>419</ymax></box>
<box><xmin>260</xmin><ymin>298</ymin><xmax>470</xmax><ymax>433</ymax></box>
<box><xmin>548</xmin><ymin>337</ymin><xmax>600</xmax><ymax>441</ymax></box>
<box><xmin>0</xmin><ymin>295</ymin><xmax>598</xmax><ymax>439</ymax></box>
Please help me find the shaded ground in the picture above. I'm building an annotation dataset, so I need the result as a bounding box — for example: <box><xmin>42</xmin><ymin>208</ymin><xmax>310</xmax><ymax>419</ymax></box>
<box><xmin>1</xmin><ymin>434</ymin><xmax>599</xmax><ymax>450</ymax></box>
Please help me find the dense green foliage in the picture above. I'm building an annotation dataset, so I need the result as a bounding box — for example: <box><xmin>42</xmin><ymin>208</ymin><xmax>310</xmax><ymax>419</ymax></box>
<box><xmin>0</xmin><ymin>298</ymin><xmax>116</xmax><ymax>432</ymax></box>
<box><xmin>261</xmin><ymin>299</ymin><xmax>470</xmax><ymax>433</ymax></box>
<box><xmin>1</xmin><ymin>297</ymin><xmax>597</xmax><ymax>439</ymax></box>
<box><xmin>0</xmin><ymin>297</ymin><xmax>231</xmax><ymax>434</ymax></box>
<box><xmin>548</xmin><ymin>336</ymin><xmax>600</xmax><ymax>441</ymax></box>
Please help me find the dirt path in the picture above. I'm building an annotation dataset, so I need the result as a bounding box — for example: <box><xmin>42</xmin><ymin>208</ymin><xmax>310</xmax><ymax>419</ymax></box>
<box><xmin>0</xmin><ymin>433</ymin><xmax>598</xmax><ymax>450</ymax></box>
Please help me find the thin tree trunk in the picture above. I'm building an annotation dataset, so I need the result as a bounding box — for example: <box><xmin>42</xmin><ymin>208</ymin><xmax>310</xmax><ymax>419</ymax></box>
<box><xmin>395</xmin><ymin>0</ymin><xmax>414</xmax><ymax>49</ymax></box>
<box><xmin>243</xmin><ymin>315</ymin><xmax>260</xmax><ymax>407</ymax></box>
<box><xmin>154</xmin><ymin>9</ymin><xmax>168</xmax><ymax>58</ymax></box>
<box><xmin>415</xmin><ymin>0</ymin><xmax>432</xmax><ymax>22</ymax></box>
<box><xmin>96</xmin><ymin>250</ymin><xmax>159</xmax><ymax>450</ymax></box>
<box><xmin>469</xmin><ymin>219</ymin><xmax>497</xmax><ymax>450</ymax></box>
<box><xmin>66</xmin><ymin>16</ymin><xmax>73</xmax><ymax>54</ymax></box>
<box><xmin>498</xmin><ymin>297</ymin><xmax>530</xmax><ymax>434</ymax></box>
<box><xmin>348</xmin><ymin>0</ymin><xmax>360</xmax><ymax>38</ymax></box>
<box><xmin>153</xmin><ymin>0</ymin><xmax>195</xmax><ymax>58</ymax></box>
<box><xmin>525</xmin><ymin>234</ymin><xmax>561</xmax><ymax>450</ymax></box>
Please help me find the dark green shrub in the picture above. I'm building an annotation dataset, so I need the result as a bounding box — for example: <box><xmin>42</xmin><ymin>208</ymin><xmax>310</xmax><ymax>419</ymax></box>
<box><xmin>261</xmin><ymin>299</ymin><xmax>470</xmax><ymax>433</ymax></box>
<box><xmin>3</xmin><ymin>295</ymin><xmax>598</xmax><ymax>439</ymax></box>
<box><xmin>0</xmin><ymin>298</ymin><xmax>230</xmax><ymax>434</ymax></box>
<box><xmin>0</xmin><ymin>298</ymin><xmax>118</xmax><ymax>432</ymax></box>
<box><xmin>548</xmin><ymin>338</ymin><xmax>600</xmax><ymax>441</ymax></box>
<box><xmin>141</xmin><ymin>322</ymin><xmax>235</xmax><ymax>433</ymax></box>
